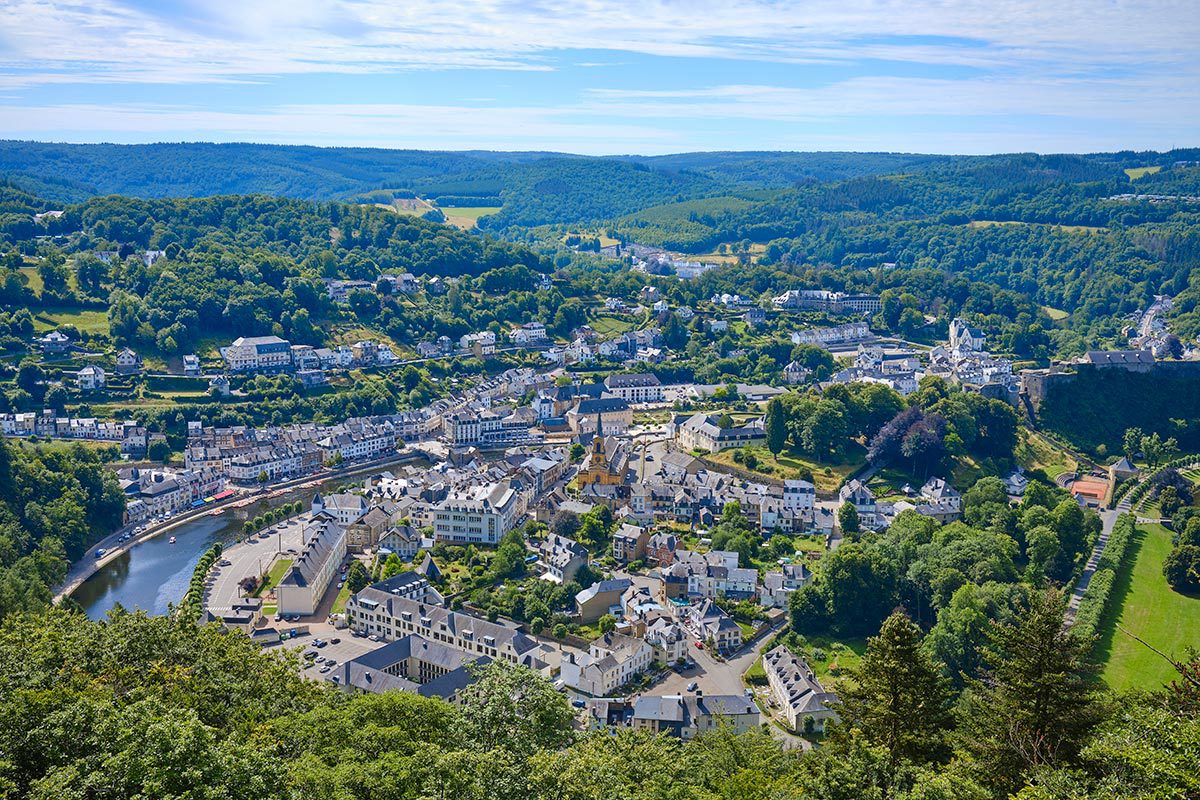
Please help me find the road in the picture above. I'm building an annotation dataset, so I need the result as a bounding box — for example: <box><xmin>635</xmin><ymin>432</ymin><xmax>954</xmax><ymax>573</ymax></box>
<box><xmin>1067</xmin><ymin>507</ymin><xmax>1121</xmax><ymax>619</ymax></box>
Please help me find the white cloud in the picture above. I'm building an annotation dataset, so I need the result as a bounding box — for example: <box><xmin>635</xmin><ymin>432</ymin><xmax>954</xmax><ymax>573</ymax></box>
<box><xmin>0</xmin><ymin>0</ymin><xmax>1195</xmax><ymax>85</ymax></box>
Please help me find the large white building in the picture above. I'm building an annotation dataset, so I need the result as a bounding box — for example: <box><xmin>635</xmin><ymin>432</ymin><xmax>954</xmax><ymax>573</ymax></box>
<box><xmin>674</xmin><ymin>413</ymin><xmax>765</xmax><ymax>453</ymax></box>
<box><xmin>763</xmin><ymin>645</ymin><xmax>839</xmax><ymax>733</ymax></box>
<box><xmin>276</xmin><ymin>514</ymin><xmax>348</xmax><ymax>616</ymax></box>
<box><xmin>348</xmin><ymin>576</ymin><xmax>549</xmax><ymax>674</ymax></box>
<box><xmin>76</xmin><ymin>365</ymin><xmax>107</xmax><ymax>390</ymax></box>
<box><xmin>790</xmin><ymin>322</ymin><xmax>871</xmax><ymax>348</ymax></box>
<box><xmin>432</xmin><ymin>482</ymin><xmax>522</xmax><ymax>545</ymax></box>
<box><xmin>603</xmin><ymin>373</ymin><xmax>664</xmax><ymax>404</ymax></box>
<box><xmin>221</xmin><ymin>335</ymin><xmax>293</xmax><ymax>372</ymax></box>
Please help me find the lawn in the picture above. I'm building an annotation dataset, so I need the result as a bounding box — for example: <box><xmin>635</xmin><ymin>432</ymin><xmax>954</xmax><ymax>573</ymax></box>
<box><xmin>589</xmin><ymin>313</ymin><xmax>638</xmax><ymax>337</ymax></box>
<box><xmin>331</xmin><ymin>582</ymin><xmax>353</xmax><ymax>614</ymax></box>
<box><xmin>706</xmin><ymin>443</ymin><xmax>866</xmax><ymax>496</ymax></box>
<box><xmin>19</xmin><ymin>267</ymin><xmax>43</xmax><ymax>293</ymax></box>
<box><xmin>32</xmin><ymin>307</ymin><xmax>110</xmax><ymax>335</ymax></box>
<box><xmin>441</xmin><ymin>206</ymin><xmax>502</xmax><ymax>229</ymax></box>
<box><xmin>1098</xmin><ymin>522</ymin><xmax>1200</xmax><ymax>691</ymax></box>
<box><xmin>254</xmin><ymin>558</ymin><xmax>293</xmax><ymax>597</ymax></box>
<box><xmin>1125</xmin><ymin>165</ymin><xmax>1163</xmax><ymax>180</ymax></box>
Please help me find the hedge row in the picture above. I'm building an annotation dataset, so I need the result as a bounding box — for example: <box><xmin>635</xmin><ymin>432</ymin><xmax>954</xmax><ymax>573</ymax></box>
<box><xmin>1125</xmin><ymin>456</ymin><xmax>1200</xmax><ymax>506</ymax></box>
<box><xmin>1073</xmin><ymin>513</ymin><xmax>1136</xmax><ymax>644</ymax></box>
<box><xmin>178</xmin><ymin>543</ymin><xmax>223</xmax><ymax>622</ymax></box>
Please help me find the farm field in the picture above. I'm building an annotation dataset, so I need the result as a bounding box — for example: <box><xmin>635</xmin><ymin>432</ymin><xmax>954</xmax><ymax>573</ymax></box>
<box><xmin>1098</xmin><ymin>522</ymin><xmax>1200</xmax><ymax>691</ymax></box>
<box><xmin>1125</xmin><ymin>165</ymin><xmax>1163</xmax><ymax>179</ymax></box>
<box><xmin>32</xmin><ymin>307</ymin><xmax>110</xmax><ymax>335</ymax></box>
<box><xmin>441</xmin><ymin>205</ymin><xmax>502</xmax><ymax>229</ymax></box>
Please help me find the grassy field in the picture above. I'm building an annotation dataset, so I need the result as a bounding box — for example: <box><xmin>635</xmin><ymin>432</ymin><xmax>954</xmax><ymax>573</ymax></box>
<box><xmin>19</xmin><ymin>267</ymin><xmax>43</xmax><ymax>293</ymax></box>
<box><xmin>331</xmin><ymin>582</ymin><xmax>353</xmax><ymax>614</ymax></box>
<box><xmin>32</xmin><ymin>308</ymin><xmax>110</xmax><ymax>335</ymax></box>
<box><xmin>441</xmin><ymin>206</ymin><xmax>502</xmax><ymax>229</ymax></box>
<box><xmin>706</xmin><ymin>443</ymin><xmax>866</xmax><ymax>496</ymax></box>
<box><xmin>1098</xmin><ymin>522</ymin><xmax>1200</xmax><ymax>691</ymax></box>
<box><xmin>1125</xmin><ymin>165</ymin><xmax>1163</xmax><ymax>180</ymax></box>
<box><xmin>967</xmin><ymin>220</ymin><xmax>1106</xmax><ymax>234</ymax></box>
<box><xmin>1015</xmin><ymin>428</ymin><xmax>1078</xmax><ymax>479</ymax></box>
<box><xmin>1041</xmin><ymin>305</ymin><xmax>1070</xmax><ymax>321</ymax></box>
<box><xmin>254</xmin><ymin>558</ymin><xmax>293</xmax><ymax>597</ymax></box>
<box><xmin>588</xmin><ymin>313</ymin><xmax>638</xmax><ymax>337</ymax></box>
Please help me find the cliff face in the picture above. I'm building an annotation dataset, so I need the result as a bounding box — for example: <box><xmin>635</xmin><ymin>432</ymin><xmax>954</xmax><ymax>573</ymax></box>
<box><xmin>1029</xmin><ymin>360</ymin><xmax>1200</xmax><ymax>449</ymax></box>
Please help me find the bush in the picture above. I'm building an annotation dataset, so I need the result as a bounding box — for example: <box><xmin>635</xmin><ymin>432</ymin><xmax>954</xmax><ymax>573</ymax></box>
<box><xmin>1073</xmin><ymin>513</ymin><xmax>1135</xmax><ymax>644</ymax></box>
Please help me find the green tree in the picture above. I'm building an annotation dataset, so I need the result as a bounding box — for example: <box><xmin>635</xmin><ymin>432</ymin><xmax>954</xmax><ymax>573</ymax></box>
<box><xmin>598</xmin><ymin>613</ymin><xmax>616</xmax><ymax>634</ymax></box>
<box><xmin>835</xmin><ymin>610</ymin><xmax>955</xmax><ymax>768</ymax></box>
<box><xmin>957</xmin><ymin>589</ymin><xmax>1103</xmax><ymax>795</ymax></box>
<box><xmin>765</xmin><ymin>397</ymin><xmax>788</xmax><ymax>455</ymax></box>
<box><xmin>457</xmin><ymin>660</ymin><xmax>574</xmax><ymax>758</ymax></box>
<box><xmin>346</xmin><ymin>560</ymin><xmax>370</xmax><ymax>593</ymax></box>
<box><xmin>838</xmin><ymin>502</ymin><xmax>860</xmax><ymax>535</ymax></box>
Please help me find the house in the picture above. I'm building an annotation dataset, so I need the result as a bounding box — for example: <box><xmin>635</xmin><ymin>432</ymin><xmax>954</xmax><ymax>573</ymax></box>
<box><xmin>790</xmin><ymin>322</ymin><xmax>871</xmax><ymax>348</ymax></box>
<box><xmin>612</xmin><ymin>523</ymin><xmax>649</xmax><ymax>563</ymax></box>
<box><xmin>706</xmin><ymin>319</ymin><xmax>729</xmax><ymax>333</ymax></box>
<box><xmin>38</xmin><ymin>330</ymin><xmax>72</xmax><ymax>354</ymax></box>
<box><xmin>276</xmin><ymin>514</ymin><xmax>348</xmax><ymax>617</ymax></box>
<box><xmin>917</xmin><ymin>477</ymin><xmax>962</xmax><ymax>522</ymax></box>
<box><xmin>311</xmin><ymin>492</ymin><xmax>369</xmax><ymax>526</ymax></box>
<box><xmin>631</xmin><ymin>693</ymin><xmax>759</xmax><ymax>740</ymax></box>
<box><xmin>182</xmin><ymin>354</ymin><xmax>201</xmax><ymax>376</ymax></box>
<box><xmin>76</xmin><ymin>365</ymin><xmax>106</xmax><ymax>391</ymax></box>
<box><xmin>560</xmin><ymin>632</ymin><xmax>653</xmax><ymax>696</ymax></box>
<box><xmin>763</xmin><ymin>645</ymin><xmax>839</xmax><ymax>733</ymax></box>
<box><xmin>761</xmin><ymin>562</ymin><xmax>813</xmax><ymax>608</ymax></box>
<box><xmin>115</xmin><ymin>347</ymin><xmax>143</xmax><ymax>375</ymax></box>
<box><xmin>221</xmin><ymin>335</ymin><xmax>292</xmax><ymax>372</ymax></box>
<box><xmin>742</xmin><ymin>307</ymin><xmax>766</xmax><ymax>328</ymax></box>
<box><xmin>511</xmin><ymin>322</ymin><xmax>548</xmax><ymax>345</ymax></box>
<box><xmin>838</xmin><ymin>479</ymin><xmax>878</xmax><ymax>529</ymax></box>
<box><xmin>646</xmin><ymin>532</ymin><xmax>679</xmax><ymax>565</ymax></box>
<box><xmin>575</xmin><ymin>578</ymin><xmax>633</xmax><ymax>623</ymax></box>
<box><xmin>783</xmin><ymin>360</ymin><xmax>811</xmax><ymax>384</ymax></box>
<box><xmin>208</xmin><ymin>375</ymin><xmax>230</xmax><ymax>396</ymax></box>
<box><xmin>378</xmin><ymin>525</ymin><xmax>420</xmax><ymax>560</ymax></box>
<box><xmin>675</xmin><ymin>413</ymin><xmax>765</xmax><ymax>453</ymax></box>
<box><xmin>1003</xmin><ymin>469</ymin><xmax>1029</xmax><ymax>497</ymax></box>
<box><xmin>644</xmin><ymin>615</ymin><xmax>689</xmax><ymax>664</ymax></box>
<box><xmin>604</xmin><ymin>373</ymin><xmax>664</xmax><ymax>404</ymax></box>
<box><xmin>345</xmin><ymin>505</ymin><xmax>392</xmax><ymax>553</ymax></box>
<box><xmin>684</xmin><ymin>598</ymin><xmax>743</xmax><ymax>652</ymax></box>
<box><xmin>567</xmin><ymin>396</ymin><xmax>632</xmax><ymax>435</ymax></box>
<box><xmin>539</xmin><ymin>532</ymin><xmax>589</xmax><ymax>583</ymax></box>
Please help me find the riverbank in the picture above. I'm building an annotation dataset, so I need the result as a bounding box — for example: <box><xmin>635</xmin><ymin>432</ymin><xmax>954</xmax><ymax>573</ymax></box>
<box><xmin>55</xmin><ymin>447</ymin><xmax>428</xmax><ymax>604</ymax></box>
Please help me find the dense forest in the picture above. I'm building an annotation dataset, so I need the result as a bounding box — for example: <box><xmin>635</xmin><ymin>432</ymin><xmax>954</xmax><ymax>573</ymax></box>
<box><xmin>0</xmin><ymin>598</ymin><xmax>1195</xmax><ymax>800</ymax></box>
<box><xmin>0</xmin><ymin>440</ymin><xmax>125</xmax><ymax>620</ymax></box>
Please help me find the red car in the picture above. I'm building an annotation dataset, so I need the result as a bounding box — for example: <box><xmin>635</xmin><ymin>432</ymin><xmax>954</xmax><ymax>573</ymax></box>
<box><xmin>694</xmin><ymin>641</ymin><xmax>704</xmax><ymax>649</ymax></box>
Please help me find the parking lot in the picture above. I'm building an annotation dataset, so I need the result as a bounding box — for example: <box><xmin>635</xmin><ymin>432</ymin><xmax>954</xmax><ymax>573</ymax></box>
<box><xmin>205</xmin><ymin>518</ymin><xmax>306</xmax><ymax>615</ymax></box>
<box><xmin>285</xmin><ymin>629</ymin><xmax>384</xmax><ymax>683</ymax></box>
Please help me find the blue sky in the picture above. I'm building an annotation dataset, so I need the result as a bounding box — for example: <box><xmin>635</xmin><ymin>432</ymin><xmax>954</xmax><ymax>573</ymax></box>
<box><xmin>0</xmin><ymin>0</ymin><xmax>1196</xmax><ymax>154</ymax></box>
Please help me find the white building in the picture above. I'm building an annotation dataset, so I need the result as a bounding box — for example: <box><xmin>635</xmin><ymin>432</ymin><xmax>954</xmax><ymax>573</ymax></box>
<box><xmin>560</xmin><ymin>632</ymin><xmax>653</xmax><ymax>696</ymax></box>
<box><xmin>276</xmin><ymin>514</ymin><xmax>348</xmax><ymax>617</ymax></box>
<box><xmin>603</xmin><ymin>373</ymin><xmax>664</xmax><ymax>404</ymax></box>
<box><xmin>838</xmin><ymin>479</ymin><xmax>878</xmax><ymax>529</ymax></box>
<box><xmin>76</xmin><ymin>365</ymin><xmax>106</xmax><ymax>391</ymax></box>
<box><xmin>790</xmin><ymin>322</ymin><xmax>871</xmax><ymax>348</ymax></box>
<box><xmin>432</xmin><ymin>482</ymin><xmax>522</xmax><ymax>545</ymax></box>
<box><xmin>763</xmin><ymin>645</ymin><xmax>838</xmax><ymax>733</ymax></box>
<box><xmin>221</xmin><ymin>335</ymin><xmax>293</xmax><ymax>372</ymax></box>
<box><xmin>510</xmin><ymin>322</ymin><xmax>548</xmax><ymax>345</ymax></box>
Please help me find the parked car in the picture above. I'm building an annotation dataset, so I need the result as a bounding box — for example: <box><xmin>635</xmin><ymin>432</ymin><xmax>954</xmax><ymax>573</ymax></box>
<box><xmin>687</xmin><ymin>682</ymin><xmax>698</xmax><ymax>692</ymax></box>
<box><xmin>330</xmin><ymin>637</ymin><xmax>341</xmax><ymax>645</ymax></box>
<box><xmin>94</xmin><ymin>549</ymin><xmax>106</xmax><ymax>558</ymax></box>
<box><xmin>318</xmin><ymin>665</ymin><xmax>332</xmax><ymax>674</ymax></box>
<box><xmin>694</xmin><ymin>641</ymin><xmax>704</xmax><ymax>649</ymax></box>
<box><xmin>273</xmin><ymin>613</ymin><xmax>282</xmax><ymax>622</ymax></box>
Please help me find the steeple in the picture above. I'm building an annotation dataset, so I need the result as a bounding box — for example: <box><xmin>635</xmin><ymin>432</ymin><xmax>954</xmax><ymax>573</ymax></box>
<box><xmin>593</xmin><ymin>412</ymin><xmax>606</xmax><ymax>455</ymax></box>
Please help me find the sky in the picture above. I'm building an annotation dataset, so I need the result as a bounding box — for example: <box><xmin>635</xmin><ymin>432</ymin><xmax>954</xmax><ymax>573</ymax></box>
<box><xmin>0</xmin><ymin>0</ymin><xmax>1196</xmax><ymax>155</ymax></box>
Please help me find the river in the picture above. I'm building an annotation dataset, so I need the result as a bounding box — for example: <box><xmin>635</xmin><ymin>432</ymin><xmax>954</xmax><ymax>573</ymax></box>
<box><xmin>74</xmin><ymin>487</ymin><xmax>324</xmax><ymax>619</ymax></box>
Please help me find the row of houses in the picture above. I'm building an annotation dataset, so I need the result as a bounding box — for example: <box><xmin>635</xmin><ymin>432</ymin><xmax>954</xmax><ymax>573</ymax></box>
<box><xmin>2</xmin><ymin>410</ymin><xmax>151</xmax><ymax>455</ymax></box>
